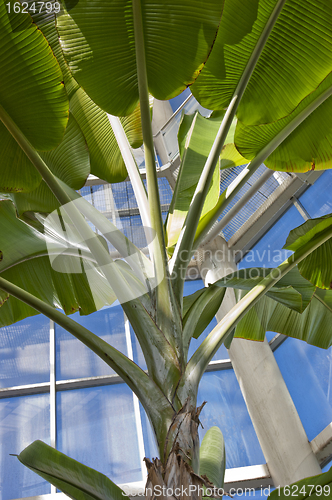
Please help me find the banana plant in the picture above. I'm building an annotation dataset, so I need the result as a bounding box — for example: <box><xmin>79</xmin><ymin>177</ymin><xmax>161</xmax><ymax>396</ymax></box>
<box><xmin>1</xmin><ymin>0</ymin><xmax>332</xmax><ymax>498</ymax></box>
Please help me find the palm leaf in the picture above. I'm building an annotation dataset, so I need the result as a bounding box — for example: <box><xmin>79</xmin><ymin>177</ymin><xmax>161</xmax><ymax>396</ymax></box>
<box><xmin>56</xmin><ymin>0</ymin><xmax>224</xmax><ymax>116</ymax></box>
<box><xmin>10</xmin><ymin>114</ymin><xmax>90</xmax><ymax>215</ymax></box>
<box><xmin>0</xmin><ymin>0</ymin><xmax>69</xmax><ymax>192</ymax></box>
<box><xmin>192</xmin><ymin>0</ymin><xmax>332</xmax><ymax>125</ymax></box>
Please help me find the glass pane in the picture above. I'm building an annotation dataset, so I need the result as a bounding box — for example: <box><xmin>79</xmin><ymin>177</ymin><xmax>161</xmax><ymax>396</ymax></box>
<box><xmin>274</xmin><ymin>338</ymin><xmax>332</xmax><ymax>441</ymax></box>
<box><xmin>111</xmin><ymin>182</ymin><xmax>130</xmax><ymax>211</ymax></box>
<box><xmin>56</xmin><ymin>305</ymin><xmax>127</xmax><ymax>380</ymax></box>
<box><xmin>57</xmin><ymin>384</ymin><xmax>143</xmax><ymax>484</ymax></box>
<box><xmin>139</xmin><ymin>403</ymin><xmax>159</xmax><ymax>461</ymax></box>
<box><xmin>299</xmin><ymin>170</ymin><xmax>332</xmax><ymax>218</ymax></box>
<box><xmin>91</xmin><ymin>185</ymin><xmax>107</xmax><ymax>212</ymax></box>
<box><xmin>239</xmin><ymin>205</ymin><xmax>305</xmax><ymax>269</ymax></box>
<box><xmin>221</xmin><ymin>167</ymin><xmax>289</xmax><ymax>242</ymax></box>
<box><xmin>120</xmin><ymin>215</ymin><xmax>147</xmax><ymax>249</ymax></box>
<box><xmin>322</xmin><ymin>458</ymin><xmax>332</xmax><ymax>473</ymax></box>
<box><xmin>158</xmin><ymin>177</ymin><xmax>173</xmax><ymax>205</ymax></box>
<box><xmin>0</xmin><ymin>394</ymin><xmax>50</xmax><ymax>500</ymax></box>
<box><xmin>0</xmin><ymin>315</ymin><xmax>49</xmax><ymax>389</ymax></box>
<box><xmin>198</xmin><ymin>370</ymin><xmax>265</xmax><ymax>468</ymax></box>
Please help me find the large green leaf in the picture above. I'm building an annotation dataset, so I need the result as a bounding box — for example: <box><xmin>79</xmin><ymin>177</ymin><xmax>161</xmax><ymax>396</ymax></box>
<box><xmin>235</xmin><ymin>72</ymin><xmax>332</xmax><ymax>172</ymax></box>
<box><xmin>192</xmin><ymin>0</ymin><xmax>332</xmax><ymax>126</ymax></box>
<box><xmin>18</xmin><ymin>441</ymin><xmax>125</xmax><ymax>500</ymax></box>
<box><xmin>206</xmin><ymin>112</ymin><xmax>248</xmax><ymax>171</ymax></box>
<box><xmin>166</xmin><ymin>112</ymin><xmax>221</xmax><ymax>248</ymax></box>
<box><xmin>269</xmin><ymin>466</ymin><xmax>332</xmax><ymax>500</ymax></box>
<box><xmin>219</xmin><ymin>143</ymin><xmax>248</xmax><ymax>171</ymax></box>
<box><xmin>10</xmin><ymin>114</ymin><xmax>90</xmax><ymax>215</ymax></box>
<box><xmin>192</xmin><ymin>0</ymin><xmax>332</xmax><ymax>174</ymax></box>
<box><xmin>0</xmin><ymin>124</ymin><xmax>41</xmax><ymax>193</ymax></box>
<box><xmin>204</xmin><ymin>266</ymin><xmax>331</xmax><ymax>348</ymax></box>
<box><xmin>0</xmin><ymin>0</ymin><xmax>68</xmax><ymax>149</ymax></box>
<box><xmin>213</xmin><ymin>267</ymin><xmax>316</xmax><ymax>314</ymax></box>
<box><xmin>199</xmin><ymin>427</ymin><xmax>226</xmax><ymax>491</ymax></box>
<box><xmin>284</xmin><ymin>215</ymin><xmax>332</xmax><ymax>290</ymax></box>
<box><xmin>56</xmin><ymin>0</ymin><xmax>223</xmax><ymax>116</ymax></box>
<box><xmin>0</xmin><ymin>200</ymin><xmax>116</xmax><ymax>324</ymax></box>
<box><xmin>22</xmin><ymin>1</ymin><xmax>144</xmax><ymax>185</ymax></box>
<box><xmin>0</xmin><ymin>0</ymin><xmax>69</xmax><ymax>192</ymax></box>
<box><xmin>234</xmin><ymin>287</ymin><xmax>332</xmax><ymax>349</ymax></box>
<box><xmin>69</xmin><ymin>87</ymin><xmax>140</xmax><ymax>184</ymax></box>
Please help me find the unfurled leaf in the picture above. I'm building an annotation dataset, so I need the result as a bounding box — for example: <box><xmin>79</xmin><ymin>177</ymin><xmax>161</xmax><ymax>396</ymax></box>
<box><xmin>199</xmin><ymin>426</ymin><xmax>225</xmax><ymax>491</ymax></box>
<box><xmin>0</xmin><ymin>200</ymin><xmax>117</xmax><ymax>323</ymax></box>
<box><xmin>70</xmin><ymin>88</ymin><xmax>143</xmax><ymax>184</ymax></box>
<box><xmin>0</xmin><ymin>0</ymin><xmax>68</xmax><ymax>149</ymax></box>
<box><xmin>219</xmin><ymin>143</ymin><xmax>248</xmax><ymax>170</ymax></box>
<box><xmin>23</xmin><ymin>3</ymin><xmax>144</xmax><ymax>186</ymax></box>
<box><xmin>235</xmin><ymin>74</ymin><xmax>332</xmax><ymax>173</ymax></box>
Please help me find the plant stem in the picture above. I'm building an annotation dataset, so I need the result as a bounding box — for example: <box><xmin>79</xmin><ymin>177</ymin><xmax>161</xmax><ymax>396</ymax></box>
<box><xmin>132</xmin><ymin>0</ymin><xmax>183</xmax><ymax>355</ymax></box>
<box><xmin>108</xmin><ymin>114</ymin><xmax>151</xmax><ymax>229</ymax></box>
<box><xmin>170</xmin><ymin>0</ymin><xmax>288</xmax><ymax>299</ymax></box>
<box><xmin>180</xmin><ymin>218</ymin><xmax>332</xmax><ymax>401</ymax></box>
<box><xmin>132</xmin><ymin>0</ymin><xmax>168</xmax><ymax>270</ymax></box>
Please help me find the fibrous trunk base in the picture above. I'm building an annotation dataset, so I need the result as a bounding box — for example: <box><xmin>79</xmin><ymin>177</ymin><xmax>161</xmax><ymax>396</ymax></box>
<box><xmin>144</xmin><ymin>402</ymin><xmax>215</xmax><ymax>500</ymax></box>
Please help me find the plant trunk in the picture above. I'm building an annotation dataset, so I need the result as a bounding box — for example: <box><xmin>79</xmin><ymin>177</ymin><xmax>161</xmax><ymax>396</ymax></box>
<box><xmin>144</xmin><ymin>402</ymin><xmax>215</xmax><ymax>500</ymax></box>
